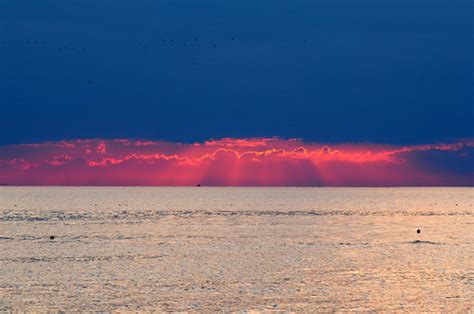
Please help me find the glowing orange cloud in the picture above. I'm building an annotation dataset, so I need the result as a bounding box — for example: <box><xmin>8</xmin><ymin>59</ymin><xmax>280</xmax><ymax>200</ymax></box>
<box><xmin>0</xmin><ymin>138</ymin><xmax>472</xmax><ymax>186</ymax></box>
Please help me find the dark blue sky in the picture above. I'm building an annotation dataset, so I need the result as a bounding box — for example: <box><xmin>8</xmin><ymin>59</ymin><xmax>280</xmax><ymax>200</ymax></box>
<box><xmin>1</xmin><ymin>0</ymin><xmax>472</xmax><ymax>145</ymax></box>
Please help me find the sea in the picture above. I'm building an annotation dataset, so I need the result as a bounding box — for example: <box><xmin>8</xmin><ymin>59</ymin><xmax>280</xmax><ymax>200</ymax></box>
<box><xmin>0</xmin><ymin>187</ymin><xmax>472</xmax><ymax>312</ymax></box>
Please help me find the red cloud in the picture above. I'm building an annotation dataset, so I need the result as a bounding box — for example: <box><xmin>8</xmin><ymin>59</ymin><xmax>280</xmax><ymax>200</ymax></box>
<box><xmin>0</xmin><ymin>138</ymin><xmax>472</xmax><ymax>186</ymax></box>
<box><xmin>96</xmin><ymin>141</ymin><xmax>107</xmax><ymax>154</ymax></box>
<box><xmin>203</xmin><ymin>137</ymin><xmax>277</xmax><ymax>148</ymax></box>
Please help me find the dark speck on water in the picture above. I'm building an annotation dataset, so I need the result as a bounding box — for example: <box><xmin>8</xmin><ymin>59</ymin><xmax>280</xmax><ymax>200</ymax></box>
<box><xmin>50</xmin><ymin>235</ymin><xmax>55</xmax><ymax>240</ymax></box>
<box><xmin>417</xmin><ymin>229</ymin><xmax>421</xmax><ymax>234</ymax></box>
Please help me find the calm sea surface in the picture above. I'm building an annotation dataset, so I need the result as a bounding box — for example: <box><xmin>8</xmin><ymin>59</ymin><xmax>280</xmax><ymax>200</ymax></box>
<box><xmin>0</xmin><ymin>187</ymin><xmax>472</xmax><ymax>312</ymax></box>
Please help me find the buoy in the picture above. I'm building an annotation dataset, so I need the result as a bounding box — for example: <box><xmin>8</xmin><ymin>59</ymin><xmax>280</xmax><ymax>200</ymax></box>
<box><xmin>417</xmin><ymin>229</ymin><xmax>420</xmax><ymax>234</ymax></box>
<box><xmin>50</xmin><ymin>235</ymin><xmax>55</xmax><ymax>240</ymax></box>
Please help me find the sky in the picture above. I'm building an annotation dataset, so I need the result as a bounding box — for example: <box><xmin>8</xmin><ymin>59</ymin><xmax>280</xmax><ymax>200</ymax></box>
<box><xmin>0</xmin><ymin>0</ymin><xmax>473</xmax><ymax>185</ymax></box>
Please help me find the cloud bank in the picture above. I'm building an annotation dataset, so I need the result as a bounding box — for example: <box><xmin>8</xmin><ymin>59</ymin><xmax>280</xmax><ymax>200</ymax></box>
<box><xmin>0</xmin><ymin>138</ymin><xmax>472</xmax><ymax>186</ymax></box>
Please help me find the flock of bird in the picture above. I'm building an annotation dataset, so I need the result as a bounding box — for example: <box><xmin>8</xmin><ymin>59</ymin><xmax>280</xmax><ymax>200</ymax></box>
<box><xmin>1</xmin><ymin>37</ymin><xmax>316</xmax><ymax>77</ymax></box>
<box><xmin>0</xmin><ymin>37</ymin><xmax>244</xmax><ymax>52</ymax></box>
<box><xmin>0</xmin><ymin>37</ymin><xmax>250</xmax><ymax>70</ymax></box>
<box><xmin>1</xmin><ymin>36</ymin><xmax>314</xmax><ymax>54</ymax></box>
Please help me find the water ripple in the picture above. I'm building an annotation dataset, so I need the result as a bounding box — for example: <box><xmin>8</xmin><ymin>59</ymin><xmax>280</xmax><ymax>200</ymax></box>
<box><xmin>1</xmin><ymin>209</ymin><xmax>473</xmax><ymax>222</ymax></box>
